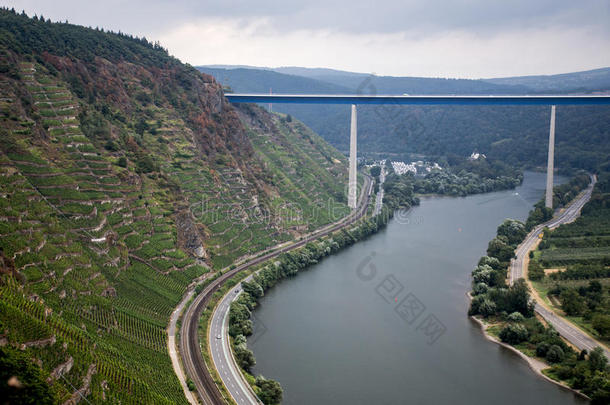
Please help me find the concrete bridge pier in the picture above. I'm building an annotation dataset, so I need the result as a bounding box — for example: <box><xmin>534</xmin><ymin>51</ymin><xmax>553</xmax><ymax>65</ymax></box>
<box><xmin>348</xmin><ymin>104</ymin><xmax>358</xmax><ymax>209</ymax></box>
<box><xmin>545</xmin><ymin>105</ymin><xmax>556</xmax><ymax>209</ymax></box>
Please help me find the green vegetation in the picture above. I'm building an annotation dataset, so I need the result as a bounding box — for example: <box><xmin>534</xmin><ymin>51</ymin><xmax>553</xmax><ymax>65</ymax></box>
<box><xmin>0</xmin><ymin>9</ymin><xmax>354</xmax><ymax>403</ymax></box>
<box><xmin>468</xmin><ymin>170</ymin><xmax>610</xmax><ymax>400</ymax></box>
<box><xmin>413</xmin><ymin>157</ymin><xmax>523</xmax><ymax>197</ymax></box>
<box><xmin>382</xmin><ymin>157</ymin><xmax>522</xmax><ymax>210</ymax></box>
<box><xmin>528</xmin><ymin>172</ymin><xmax>610</xmax><ymax>345</ymax></box>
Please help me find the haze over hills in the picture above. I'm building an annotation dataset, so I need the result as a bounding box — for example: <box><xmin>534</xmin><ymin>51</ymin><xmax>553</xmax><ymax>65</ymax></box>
<box><xmin>198</xmin><ymin>65</ymin><xmax>610</xmax><ymax>171</ymax></box>
<box><xmin>0</xmin><ymin>9</ymin><xmax>350</xmax><ymax>404</ymax></box>
<box><xmin>201</xmin><ymin>64</ymin><xmax>610</xmax><ymax>94</ymax></box>
<box><xmin>485</xmin><ymin>67</ymin><xmax>610</xmax><ymax>93</ymax></box>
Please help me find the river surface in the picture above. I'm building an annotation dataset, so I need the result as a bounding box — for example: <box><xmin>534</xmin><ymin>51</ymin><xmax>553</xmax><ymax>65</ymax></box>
<box><xmin>249</xmin><ymin>171</ymin><xmax>586</xmax><ymax>404</ymax></box>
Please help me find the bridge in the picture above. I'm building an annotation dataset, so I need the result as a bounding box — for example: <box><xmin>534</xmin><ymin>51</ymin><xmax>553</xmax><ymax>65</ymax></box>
<box><xmin>226</xmin><ymin>94</ymin><xmax>610</xmax><ymax>210</ymax></box>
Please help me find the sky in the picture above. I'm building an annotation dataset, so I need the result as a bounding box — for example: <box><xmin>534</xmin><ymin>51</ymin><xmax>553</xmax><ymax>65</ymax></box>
<box><xmin>4</xmin><ymin>0</ymin><xmax>610</xmax><ymax>78</ymax></box>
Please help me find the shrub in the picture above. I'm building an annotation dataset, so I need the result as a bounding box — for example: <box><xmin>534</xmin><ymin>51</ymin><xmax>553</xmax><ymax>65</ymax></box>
<box><xmin>536</xmin><ymin>342</ymin><xmax>550</xmax><ymax>357</ymax></box>
<box><xmin>592</xmin><ymin>314</ymin><xmax>610</xmax><ymax>340</ymax></box>
<box><xmin>499</xmin><ymin>323</ymin><xmax>529</xmax><ymax>344</ymax></box>
<box><xmin>507</xmin><ymin>312</ymin><xmax>525</xmax><ymax>323</ymax></box>
<box><xmin>255</xmin><ymin>376</ymin><xmax>283</xmax><ymax>405</ymax></box>
<box><xmin>479</xmin><ymin>299</ymin><xmax>497</xmax><ymax>317</ymax></box>
<box><xmin>472</xmin><ymin>282</ymin><xmax>488</xmax><ymax>296</ymax></box>
<box><xmin>546</xmin><ymin>345</ymin><xmax>565</xmax><ymax>363</ymax></box>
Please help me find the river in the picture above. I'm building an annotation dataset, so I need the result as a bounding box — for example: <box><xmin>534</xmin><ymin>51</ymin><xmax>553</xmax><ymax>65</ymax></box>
<box><xmin>248</xmin><ymin>171</ymin><xmax>586</xmax><ymax>404</ymax></box>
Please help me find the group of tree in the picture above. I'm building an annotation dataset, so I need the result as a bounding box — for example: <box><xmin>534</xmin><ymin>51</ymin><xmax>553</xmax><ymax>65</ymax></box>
<box><xmin>487</xmin><ymin>293</ymin><xmax>610</xmax><ymax>402</ymax></box>
<box><xmin>413</xmin><ymin>157</ymin><xmax>523</xmax><ymax>197</ymax></box>
<box><xmin>469</xmin><ymin>218</ymin><xmax>533</xmax><ymax>318</ymax></box>
<box><xmin>382</xmin><ymin>172</ymin><xmax>420</xmax><ymax>210</ymax></box>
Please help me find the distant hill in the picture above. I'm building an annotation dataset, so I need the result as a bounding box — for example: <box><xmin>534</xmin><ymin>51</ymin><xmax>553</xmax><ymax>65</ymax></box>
<box><xmin>198</xmin><ymin>65</ymin><xmax>610</xmax><ymax>171</ymax></box>
<box><xmin>485</xmin><ymin>67</ymin><xmax>610</xmax><ymax>93</ymax></box>
<box><xmin>199</xmin><ymin>67</ymin><xmax>350</xmax><ymax>94</ymax></box>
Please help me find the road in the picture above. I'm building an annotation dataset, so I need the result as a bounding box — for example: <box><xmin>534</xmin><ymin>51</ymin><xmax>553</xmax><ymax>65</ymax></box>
<box><xmin>373</xmin><ymin>167</ymin><xmax>385</xmax><ymax>216</ymax></box>
<box><xmin>510</xmin><ymin>175</ymin><xmax>610</xmax><ymax>359</ymax></box>
<box><xmin>180</xmin><ymin>175</ymin><xmax>373</xmax><ymax>404</ymax></box>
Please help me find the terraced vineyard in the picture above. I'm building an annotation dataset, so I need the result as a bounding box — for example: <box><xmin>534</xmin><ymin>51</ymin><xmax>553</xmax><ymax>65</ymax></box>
<box><xmin>0</xmin><ymin>11</ymin><xmax>352</xmax><ymax>403</ymax></box>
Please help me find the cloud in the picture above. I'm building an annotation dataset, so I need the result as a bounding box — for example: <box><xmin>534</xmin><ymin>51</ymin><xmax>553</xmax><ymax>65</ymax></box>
<box><xmin>4</xmin><ymin>0</ymin><xmax>610</xmax><ymax>77</ymax></box>
<box><xmin>159</xmin><ymin>17</ymin><xmax>610</xmax><ymax>78</ymax></box>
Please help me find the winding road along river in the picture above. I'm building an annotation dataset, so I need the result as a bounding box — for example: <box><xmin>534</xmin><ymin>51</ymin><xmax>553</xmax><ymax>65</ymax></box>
<box><xmin>248</xmin><ymin>171</ymin><xmax>587</xmax><ymax>405</ymax></box>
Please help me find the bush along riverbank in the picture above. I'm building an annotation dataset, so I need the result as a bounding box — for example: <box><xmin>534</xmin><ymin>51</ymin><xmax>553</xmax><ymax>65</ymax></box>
<box><xmin>228</xmin><ymin>210</ymin><xmax>392</xmax><ymax>404</ymax></box>
<box><xmin>467</xmin><ymin>174</ymin><xmax>610</xmax><ymax>404</ymax></box>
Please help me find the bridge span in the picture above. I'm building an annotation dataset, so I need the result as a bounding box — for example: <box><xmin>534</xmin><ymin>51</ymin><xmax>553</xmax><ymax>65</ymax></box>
<box><xmin>225</xmin><ymin>93</ymin><xmax>610</xmax><ymax>209</ymax></box>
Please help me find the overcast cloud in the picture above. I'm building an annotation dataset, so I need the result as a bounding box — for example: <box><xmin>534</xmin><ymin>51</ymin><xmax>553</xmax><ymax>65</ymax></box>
<box><xmin>5</xmin><ymin>0</ymin><xmax>610</xmax><ymax>78</ymax></box>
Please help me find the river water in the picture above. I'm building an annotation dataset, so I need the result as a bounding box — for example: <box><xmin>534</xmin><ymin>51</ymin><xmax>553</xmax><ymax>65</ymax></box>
<box><xmin>249</xmin><ymin>171</ymin><xmax>586</xmax><ymax>404</ymax></box>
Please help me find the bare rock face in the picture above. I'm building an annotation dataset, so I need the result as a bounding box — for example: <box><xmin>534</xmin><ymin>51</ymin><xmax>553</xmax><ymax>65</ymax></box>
<box><xmin>176</xmin><ymin>211</ymin><xmax>207</xmax><ymax>259</ymax></box>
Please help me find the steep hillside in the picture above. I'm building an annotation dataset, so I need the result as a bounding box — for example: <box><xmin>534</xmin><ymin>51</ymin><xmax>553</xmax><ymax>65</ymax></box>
<box><xmin>0</xmin><ymin>9</ymin><xmax>349</xmax><ymax>404</ymax></box>
<box><xmin>201</xmin><ymin>66</ymin><xmax>610</xmax><ymax>171</ymax></box>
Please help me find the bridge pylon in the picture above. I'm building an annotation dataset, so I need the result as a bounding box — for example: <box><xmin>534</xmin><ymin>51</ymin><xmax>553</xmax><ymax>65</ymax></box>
<box><xmin>348</xmin><ymin>104</ymin><xmax>358</xmax><ymax>209</ymax></box>
<box><xmin>545</xmin><ymin>105</ymin><xmax>556</xmax><ymax>209</ymax></box>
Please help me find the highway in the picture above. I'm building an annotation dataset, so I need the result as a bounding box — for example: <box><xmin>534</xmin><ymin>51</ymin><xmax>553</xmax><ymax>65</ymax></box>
<box><xmin>180</xmin><ymin>175</ymin><xmax>373</xmax><ymax>404</ymax></box>
<box><xmin>510</xmin><ymin>175</ymin><xmax>610</xmax><ymax>359</ymax></box>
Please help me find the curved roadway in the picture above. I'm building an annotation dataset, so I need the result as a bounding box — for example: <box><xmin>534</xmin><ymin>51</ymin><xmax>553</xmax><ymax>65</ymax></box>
<box><xmin>510</xmin><ymin>175</ymin><xmax>610</xmax><ymax>359</ymax></box>
<box><xmin>180</xmin><ymin>176</ymin><xmax>373</xmax><ymax>404</ymax></box>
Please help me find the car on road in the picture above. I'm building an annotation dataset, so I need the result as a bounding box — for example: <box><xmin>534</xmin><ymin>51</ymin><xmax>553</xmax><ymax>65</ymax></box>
<box><xmin>216</xmin><ymin>335</ymin><xmax>221</xmax><ymax>339</ymax></box>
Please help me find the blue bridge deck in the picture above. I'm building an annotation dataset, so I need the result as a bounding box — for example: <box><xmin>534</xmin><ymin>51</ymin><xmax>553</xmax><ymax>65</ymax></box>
<box><xmin>225</xmin><ymin>94</ymin><xmax>610</xmax><ymax>106</ymax></box>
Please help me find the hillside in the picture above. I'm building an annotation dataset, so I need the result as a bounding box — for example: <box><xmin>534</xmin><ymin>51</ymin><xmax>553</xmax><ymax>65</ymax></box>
<box><xmin>199</xmin><ymin>66</ymin><xmax>610</xmax><ymax>171</ymax></box>
<box><xmin>486</xmin><ymin>67</ymin><xmax>610</xmax><ymax>93</ymax></box>
<box><xmin>0</xmin><ymin>9</ymin><xmax>350</xmax><ymax>404</ymax></box>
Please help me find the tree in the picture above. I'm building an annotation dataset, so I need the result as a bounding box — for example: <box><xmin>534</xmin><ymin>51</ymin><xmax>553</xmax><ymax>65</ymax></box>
<box><xmin>502</xmin><ymin>279</ymin><xmax>535</xmax><ymax>317</ymax></box>
<box><xmin>560</xmin><ymin>288</ymin><xmax>585</xmax><ymax>316</ymax></box>
<box><xmin>479</xmin><ymin>299</ymin><xmax>497</xmax><ymax>317</ymax></box>
<box><xmin>241</xmin><ymin>281</ymin><xmax>264</xmax><ymax>299</ymax></box>
<box><xmin>370</xmin><ymin>166</ymin><xmax>381</xmax><ymax>177</ymax></box>
<box><xmin>536</xmin><ymin>342</ymin><xmax>550</xmax><ymax>357</ymax></box>
<box><xmin>497</xmin><ymin>219</ymin><xmax>526</xmax><ymax>245</ymax></box>
<box><xmin>546</xmin><ymin>345</ymin><xmax>565</xmax><ymax>363</ymax></box>
<box><xmin>592</xmin><ymin>314</ymin><xmax>610</xmax><ymax>339</ymax></box>
<box><xmin>255</xmin><ymin>376</ymin><xmax>283</xmax><ymax>405</ymax></box>
<box><xmin>528</xmin><ymin>259</ymin><xmax>545</xmax><ymax>281</ymax></box>
<box><xmin>507</xmin><ymin>312</ymin><xmax>525</xmax><ymax>322</ymax></box>
<box><xmin>472</xmin><ymin>265</ymin><xmax>493</xmax><ymax>285</ymax></box>
<box><xmin>486</xmin><ymin>236</ymin><xmax>514</xmax><ymax>262</ymax></box>
<box><xmin>472</xmin><ymin>282</ymin><xmax>488</xmax><ymax>296</ymax></box>
<box><xmin>499</xmin><ymin>323</ymin><xmax>529</xmax><ymax>344</ymax></box>
<box><xmin>234</xmin><ymin>345</ymin><xmax>256</xmax><ymax>371</ymax></box>
<box><xmin>588</xmin><ymin>347</ymin><xmax>609</xmax><ymax>372</ymax></box>
<box><xmin>478</xmin><ymin>256</ymin><xmax>501</xmax><ymax>270</ymax></box>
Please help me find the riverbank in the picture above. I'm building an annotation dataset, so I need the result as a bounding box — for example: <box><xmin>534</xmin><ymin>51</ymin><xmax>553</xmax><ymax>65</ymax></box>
<box><xmin>467</xmin><ymin>173</ymin><xmax>610</xmax><ymax>402</ymax></box>
<box><xmin>248</xmin><ymin>171</ymin><xmax>587</xmax><ymax>404</ymax></box>
<box><xmin>225</xmin><ymin>209</ymin><xmax>393</xmax><ymax>403</ymax></box>
<box><xmin>470</xmin><ymin>311</ymin><xmax>589</xmax><ymax>400</ymax></box>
